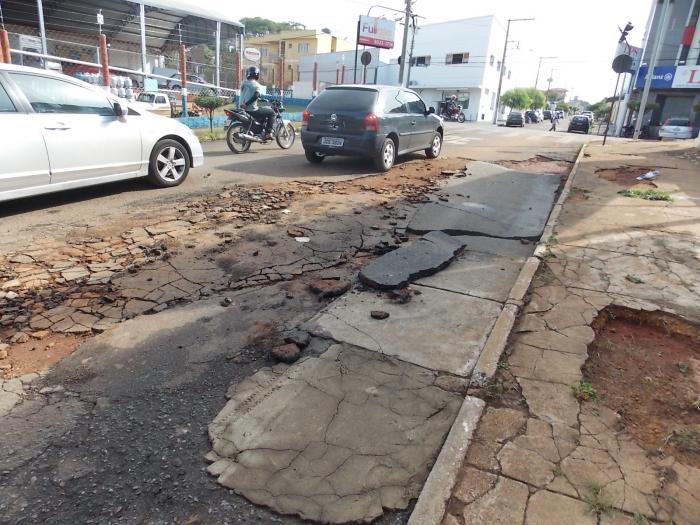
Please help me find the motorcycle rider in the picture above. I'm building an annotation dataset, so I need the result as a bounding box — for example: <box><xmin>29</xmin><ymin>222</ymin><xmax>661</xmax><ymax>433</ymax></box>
<box><xmin>445</xmin><ymin>94</ymin><xmax>458</xmax><ymax>117</ymax></box>
<box><xmin>239</xmin><ymin>66</ymin><xmax>274</xmax><ymax>140</ymax></box>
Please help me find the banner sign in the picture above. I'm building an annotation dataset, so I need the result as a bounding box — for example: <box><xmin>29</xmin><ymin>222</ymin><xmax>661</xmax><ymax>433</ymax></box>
<box><xmin>635</xmin><ymin>66</ymin><xmax>676</xmax><ymax>89</ymax></box>
<box><xmin>358</xmin><ymin>16</ymin><xmax>396</xmax><ymax>49</ymax></box>
<box><xmin>672</xmin><ymin>65</ymin><xmax>700</xmax><ymax>88</ymax></box>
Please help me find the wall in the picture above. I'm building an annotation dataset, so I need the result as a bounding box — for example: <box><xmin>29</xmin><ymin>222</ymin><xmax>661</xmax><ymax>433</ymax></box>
<box><xmin>299</xmin><ymin>49</ymin><xmax>383</xmax><ymax>87</ymax></box>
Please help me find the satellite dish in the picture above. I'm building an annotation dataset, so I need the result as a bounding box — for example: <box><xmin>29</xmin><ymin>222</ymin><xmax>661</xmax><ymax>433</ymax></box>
<box><xmin>612</xmin><ymin>54</ymin><xmax>633</xmax><ymax>74</ymax></box>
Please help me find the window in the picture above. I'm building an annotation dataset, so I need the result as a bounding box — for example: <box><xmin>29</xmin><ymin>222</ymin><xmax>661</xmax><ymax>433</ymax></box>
<box><xmin>446</xmin><ymin>52</ymin><xmax>469</xmax><ymax>65</ymax></box>
<box><xmin>288</xmin><ymin>43</ymin><xmax>293</xmax><ymax>48</ymax></box>
<box><xmin>309</xmin><ymin>88</ymin><xmax>377</xmax><ymax>112</ymax></box>
<box><xmin>414</xmin><ymin>55</ymin><xmax>431</xmax><ymax>67</ymax></box>
<box><xmin>9</xmin><ymin>74</ymin><xmax>115</xmax><ymax>116</ymax></box>
<box><xmin>261</xmin><ymin>48</ymin><xmax>269</xmax><ymax>57</ymax></box>
<box><xmin>401</xmin><ymin>91</ymin><xmax>426</xmax><ymax>114</ymax></box>
<box><xmin>0</xmin><ymin>84</ymin><xmax>17</xmax><ymax>112</ymax></box>
<box><xmin>383</xmin><ymin>89</ymin><xmax>405</xmax><ymax>114</ymax></box>
<box><xmin>298</xmin><ymin>43</ymin><xmax>310</xmax><ymax>54</ymax></box>
<box><xmin>490</xmin><ymin>55</ymin><xmax>495</xmax><ymax>66</ymax></box>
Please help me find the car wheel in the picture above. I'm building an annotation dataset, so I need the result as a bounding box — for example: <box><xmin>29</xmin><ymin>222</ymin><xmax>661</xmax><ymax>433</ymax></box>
<box><xmin>147</xmin><ymin>139</ymin><xmax>190</xmax><ymax>188</ymax></box>
<box><xmin>171</xmin><ymin>84</ymin><xmax>181</xmax><ymax>91</ymax></box>
<box><xmin>374</xmin><ymin>137</ymin><xmax>396</xmax><ymax>172</ymax></box>
<box><xmin>425</xmin><ymin>132</ymin><xmax>442</xmax><ymax>159</ymax></box>
<box><xmin>304</xmin><ymin>149</ymin><xmax>325</xmax><ymax>164</ymax></box>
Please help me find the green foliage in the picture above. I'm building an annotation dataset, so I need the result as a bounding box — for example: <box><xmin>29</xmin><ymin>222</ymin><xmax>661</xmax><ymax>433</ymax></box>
<box><xmin>241</xmin><ymin>17</ymin><xmax>305</xmax><ymax>35</ymax></box>
<box><xmin>524</xmin><ymin>87</ymin><xmax>546</xmax><ymax>109</ymax></box>
<box><xmin>584</xmin><ymin>482</ymin><xmax>613</xmax><ymax>515</ymax></box>
<box><xmin>556</xmin><ymin>102</ymin><xmax>571</xmax><ymax>113</ymax></box>
<box><xmin>589</xmin><ymin>100</ymin><xmax>611</xmax><ymax>120</ymax></box>
<box><xmin>500</xmin><ymin>88</ymin><xmax>531</xmax><ymax>110</ymax></box>
<box><xmin>625</xmin><ymin>274</ymin><xmax>644</xmax><ymax>284</ymax></box>
<box><xmin>571</xmin><ymin>381</ymin><xmax>598</xmax><ymax>401</ymax></box>
<box><xmin>676</xmin><ymin>362</ymin><xmax>689</xmax><ymax>374</ymax></box>
<box><xmin>632</xmin><ymin>513</ymin><xmax>650</xmax><ymax>525</ymax></box>
<box><xmin>627</xmin><ymin>99</ymin><xmax>661</xmax><ymax>112</ymax></box>
<box><xmin>618</xmin><ymin>189</ymin><xmax>673</xmax><ymax>201</ymax></box>
<box><xmin>195</xmin><ymin>94</ymin><xmax>227</xmax><ymax>132</ymax></box>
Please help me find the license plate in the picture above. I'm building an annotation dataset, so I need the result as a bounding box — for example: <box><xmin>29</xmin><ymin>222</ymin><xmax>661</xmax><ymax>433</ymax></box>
<box><xmin>321</xmin><ymin>137</ymin><xmax>344</xmax><ymax>147</ymax></box>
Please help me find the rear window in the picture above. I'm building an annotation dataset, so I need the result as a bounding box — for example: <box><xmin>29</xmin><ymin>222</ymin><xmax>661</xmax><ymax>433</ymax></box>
<box><xmin>309</xmin><ymin>88</ymin><xmax>378</xmax><ymax>112</ymax></box>
<box><xmin>665</xmin><ymin>118</ymin><xmax>690</xmax><ymax>126</ymax></box>
<box><xmin>573</xmin><ymin>116</ymin><xmax>586</xmax><ymax>122</ymax></box>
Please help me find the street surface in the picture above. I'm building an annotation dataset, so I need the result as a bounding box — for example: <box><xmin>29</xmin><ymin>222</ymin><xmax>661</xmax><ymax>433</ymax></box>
<box><xmin>0</xmin><ymin>120</ymin><xmax>595</xmax><ymax>524</ymax></box>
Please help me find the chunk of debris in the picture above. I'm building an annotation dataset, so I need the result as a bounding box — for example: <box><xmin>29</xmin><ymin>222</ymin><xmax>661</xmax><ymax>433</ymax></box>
<box><xmin>287</xmin><ymin>228</ymin><xmax>305</xmax><ymax>237</ymax></box>
<box><xmin>284</xmin><ymin>329</ymin><xmax>310</xmax><ymax>348</ymax></box>
<box><xmin>308</xmin><ymin>278</ymin><xmax>351</xmax><ymax>300</ymax></box>
<box><xmin>270</xmin><ymin>343</ymin><xmax>301</xmax><ymax>363</ymax></box>
<box><xmin>370</xmin><ymin>310</ymin><xmax>390</xmax><ymax>320</ymax></box>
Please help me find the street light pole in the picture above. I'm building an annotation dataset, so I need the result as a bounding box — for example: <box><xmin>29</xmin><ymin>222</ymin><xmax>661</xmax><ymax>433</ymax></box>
<box><xmin>535</xmin><ymin>56</ymin><xmax>557</xmax><ymax>89</ymax></box>
<box><xmin>493</xmin><ymin>17</ymin><xmax>534</xmax><ymax>124</ymax></box>
<box><xmin>398</xmin><ymin>0</ymin><xmax>412</xmax><ymax>86</ymax></box>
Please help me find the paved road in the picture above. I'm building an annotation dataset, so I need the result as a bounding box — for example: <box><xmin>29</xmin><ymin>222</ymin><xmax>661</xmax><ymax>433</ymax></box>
<box><xmin>0</xmin><ymin>123</ymin><xmax>596</xmax><ymax>525</ymax></box>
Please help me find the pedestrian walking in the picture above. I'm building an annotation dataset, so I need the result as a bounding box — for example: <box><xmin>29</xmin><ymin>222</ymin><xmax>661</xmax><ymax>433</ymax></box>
<box><xmin>549</xmin><ymin>112</ymin><xmax>559</xmax><ymax>132</ymax></box>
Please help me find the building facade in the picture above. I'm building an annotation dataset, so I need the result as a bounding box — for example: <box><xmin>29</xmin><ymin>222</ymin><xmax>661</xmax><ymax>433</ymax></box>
<box><xmin>403</xmin><ymin>16</ymin><xmax>517</xmax><ymax>122</ymax></box>
<box><xmin>244</xmin><ymin>30</ymin><xmax>354</xmax><ymax>89</ymax></box>
<box><xmin>636</xmin><ymin>0</ymin><xmax>700</xmax><ymax>132</ymax></box>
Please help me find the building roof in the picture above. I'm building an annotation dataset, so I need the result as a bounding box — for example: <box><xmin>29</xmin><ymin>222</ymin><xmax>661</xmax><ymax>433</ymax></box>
<box><xmin>136</xmin><ymin>0</ymin><xmax>243</xmax><ymax>29</ymax></box>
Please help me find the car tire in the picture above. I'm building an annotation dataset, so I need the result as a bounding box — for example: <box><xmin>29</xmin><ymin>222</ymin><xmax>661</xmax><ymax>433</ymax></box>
<box><xmin>425</xmin><ymin>132</ymin><xmax>442</xmax><ymax>159</ymax></box>
<box><xmin>147</xmin><ymin>139</ymin><xmax>190</xmax><ymax>188</ymax></box>
<box><xmin>374</xmin><ymin>137</ymin><xmax>396</xmax><ymax>172</ymax></box>
<box><xmin>304</xmin><ymin>149</ymin><xmax>325</xmax><ymax>164</ymax></box>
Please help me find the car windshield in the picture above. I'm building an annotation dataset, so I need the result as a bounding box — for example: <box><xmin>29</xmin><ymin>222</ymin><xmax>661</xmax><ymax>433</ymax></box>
<box><xmin>573</xmin><ymin>117</ymin><xmax>586</xmax><ymax>122</ymax></box>
<box><xmin>665</xmin><ymin>118</ymin><xmax>690</xmax><ymax>126</ymax></box>
<box><xmin>309</xmin><ymin>88</ymin><xmax>378</xmax><ymax>112</ymax></box>
<box><xmin>137</xmin><ymin>93</ymin><xmax>157</xmax><ymax>103</ymax></box>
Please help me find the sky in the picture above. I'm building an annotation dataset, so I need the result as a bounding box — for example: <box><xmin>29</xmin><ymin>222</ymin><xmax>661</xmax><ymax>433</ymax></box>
<box><xmin>195</xmin><ymin>0</ymin><xmax>654</xmax><ymax>103</ymax></box>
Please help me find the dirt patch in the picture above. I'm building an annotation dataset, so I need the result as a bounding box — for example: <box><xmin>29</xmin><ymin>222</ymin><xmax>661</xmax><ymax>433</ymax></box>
<box><xmin>2</xmin><ymin>332</ymin><xmax>86</xmax><ymax>378</ymax></box>
<box><xmin>585</xmin><ymin>306</ymin><xmax>700</xmax><ymax>468</ymax></box>
<box><xmin>594</xmin><ymin>165</ymin><xmax>662</xmax><ymax>186</ymax></box>
<box><xmin>497</xmin><ymin>155</ymin><xmax>573</xmax><ymax>177</ymax></box>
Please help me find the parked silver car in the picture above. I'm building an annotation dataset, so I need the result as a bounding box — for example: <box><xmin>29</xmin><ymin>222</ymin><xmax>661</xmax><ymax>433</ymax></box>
<box><xmin>0</xmin><ymin>64</ymin><xmax>204</xmax><ymax>203</ymax></box>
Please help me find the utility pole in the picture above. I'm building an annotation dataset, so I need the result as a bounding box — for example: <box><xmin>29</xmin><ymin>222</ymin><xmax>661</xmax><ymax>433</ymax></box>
<box><xmin>535</xmin><ymin>56</ymin><xmax>557</xmax><ymax>89</ymax></box>
<box><xmin>405</xmin><ymin>15</ymin><xmax>417</xmax><ymax>87</ymax></box>
<box><xmin>546</xmin><ymin>70</ymin><xmax>553</xmax><ymax>106</ymax></box>
<box><xmin>397</xmin><ymin>0</ymin><xmax>412</xmax><ymax>86</ymax></box>
<box><xmin>634</xmin><ymin>0</ymin><xmax>672</xmax><ymax>139</ymax></box>
<box><xmin>493</xmin><ymin>17</ymin><xmax>534</xmax><ymax>124</ymax></box>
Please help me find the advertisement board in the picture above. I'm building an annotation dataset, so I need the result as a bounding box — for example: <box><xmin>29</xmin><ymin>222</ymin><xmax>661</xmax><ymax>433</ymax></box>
<box><xmin>358</xmin><ymin>16</ymin><xmax>396</xmax><ymax>49</ymax></box>
<box><xmin>635</xmin><ymin>66</ymin><xmax>676</xmax><ymax>89</ymax></box>
<box><xmin>243</xmin><ymin>48</ymin><xmax>261</xmax><ymax>62</ymax></box>
<box><xmin>672</xmin><ymin>65</ymin><xmax>700</xmax><ymax>88</ymax></box>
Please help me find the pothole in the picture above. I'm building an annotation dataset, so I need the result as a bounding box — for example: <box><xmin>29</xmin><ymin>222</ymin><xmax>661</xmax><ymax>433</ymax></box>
<box><xmin>594</xmin><ymin>165</ymin><xmax>664</xmax><ymax>186</ymax></box>
<box><xmin>496</xmin><ymin>155</ymin><xmax>573</xmax><ymax>177</ymax></box>
<box><xmin>585</xmin><ymin>306</ymin><xmax>700</xmax><ymax>468</ymax></box>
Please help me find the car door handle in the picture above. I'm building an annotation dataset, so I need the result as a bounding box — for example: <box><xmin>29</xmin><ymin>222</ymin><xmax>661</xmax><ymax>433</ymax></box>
<box><xmin>410</xmin><ymin>120</ymin><xmax>417</xmax><ymax>125</ymax></box>
<box><xmin>44</xmin><ymin>124</ymin><xmax>71</xmax><ymax>131</ymax></box>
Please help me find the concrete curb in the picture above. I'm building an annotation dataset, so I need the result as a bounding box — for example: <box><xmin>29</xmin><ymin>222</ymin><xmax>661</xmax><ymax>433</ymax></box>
<box><xmin>406</xmin><ymin>143</ymin><xmax>588</xmax><ymax>525</ymax></box>
<box><xmin>406</xmin><ymin>396</ymin><xmax>485</xmax><ymax>525</ymax></box>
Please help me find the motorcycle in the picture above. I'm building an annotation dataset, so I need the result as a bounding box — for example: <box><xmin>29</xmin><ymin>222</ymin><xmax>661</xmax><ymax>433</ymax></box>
<box><xmin>622</xmin><ymin>122</ymin><xmax>651</xmax><ymax>139</ymax></box>
<box><xmin>224</xmin><ymin>99</ymin><xmax>295</xmax><ymax>153</ymax></box>
<box><xmin>440</xmin><ymin>102</ymin><xmax>466</xmax><ymax>123</ymax></box>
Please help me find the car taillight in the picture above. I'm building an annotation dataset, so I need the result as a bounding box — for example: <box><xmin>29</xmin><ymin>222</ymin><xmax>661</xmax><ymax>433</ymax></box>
<box><xmin>302</xmin><ymin>110</ymin><xmax>309</xmax><ymax>124</ymax></box>
<box><xmin>364</xmin><ymin>112</ymin><xmax>379</xmax><ymax>132</ymax></box>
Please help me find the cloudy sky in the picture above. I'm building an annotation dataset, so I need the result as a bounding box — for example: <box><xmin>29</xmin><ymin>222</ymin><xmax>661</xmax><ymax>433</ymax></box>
<box><xmin>195</xmin><ymin>0</ymin><xmax>654</xmax><ymax>103</ymax></box>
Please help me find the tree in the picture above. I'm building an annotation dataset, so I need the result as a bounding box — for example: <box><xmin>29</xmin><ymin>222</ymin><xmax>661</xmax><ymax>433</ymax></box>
<box><xmin>555</xmin><ymin>102</ymin><xmax>571</xmax><ymax>113</ymax></box>
<box><xmin>500</xmin><ymin>88</ymin><xmax>531</xmax><ymax>110</ymax></box>
<box><xmin>240</xmin><ymin>17</ymin><xmax>305</xmax><ymax>35</ymax></box>
<box><xmin>589</xmin><ymin>100</ymin><xmax>612</xmax><ymax>121</ymax></box>
<box><xmin>524</xmin><ymin>87</ymin><xmax>545</xmax><ymax>109</ymax></box>
<box><xmin>195</xmin><ymin>93</ymin><xmax>227</xmax><ymax>132</ymax></box>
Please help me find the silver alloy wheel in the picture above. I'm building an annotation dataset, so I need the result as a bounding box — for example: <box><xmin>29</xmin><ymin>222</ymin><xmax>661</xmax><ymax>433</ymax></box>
<box><xmin>155</xmin><ymin>146</ymin><xmax>186</xmax><ymax>182</ymax></box>
<box><xmin>383</xmin><ymin>140</ymin><xmax>395</xmax><ymax>169</ymax></box>
<box><xmin>276</xmin><ymin>122</ymin><xmax>296</xmax><ymax>149</ymax></box>
<box><xmin>431</xmin><ymin>134</ymin><xmax>442</xmax><ymax>156</ymax></box>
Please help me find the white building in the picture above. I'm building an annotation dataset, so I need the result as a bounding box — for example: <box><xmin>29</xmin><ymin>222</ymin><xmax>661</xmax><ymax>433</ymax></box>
<box><xmin>406</xmin><ymin>15</ymin><xmax>519</xmax><ymax>122</ymax></box>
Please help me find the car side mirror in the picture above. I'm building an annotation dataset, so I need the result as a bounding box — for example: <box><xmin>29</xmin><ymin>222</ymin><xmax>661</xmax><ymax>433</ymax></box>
<box><xmin>113</xmin><ymin>100</ymin><xmax>126</xmax><ymax>117</ymax></box>
<box><xmin>427</xmin><ymin>106</ymin><xmax>435</xmax><ymax>114</ymax></box>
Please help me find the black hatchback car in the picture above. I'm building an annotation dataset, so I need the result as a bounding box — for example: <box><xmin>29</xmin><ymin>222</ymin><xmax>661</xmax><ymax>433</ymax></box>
<box><xmin>506</xmin><ymin>111</ymin><xmax>525</xmax><ymax>127</ymax></box>
<box><xmin>301</xmin><ymin>85</ymin><xmax>444</xmax><ymax>171</ymax></box>
<box><xmin>568</xmin><ymin>115</ymin><xmax>590</xmax><ymax>134</ymax></box>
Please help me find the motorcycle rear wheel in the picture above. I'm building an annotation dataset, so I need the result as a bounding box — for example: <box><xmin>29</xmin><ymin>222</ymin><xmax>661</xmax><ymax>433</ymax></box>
<box><xmin>226</xmin><ymin>123</ymin><xmax>251</xmax><ymax>154</ymax></box>
<box><xmin>276</xmin><ymin>123</ymin><xmax>296</xmax><ymax>149</ymax></box>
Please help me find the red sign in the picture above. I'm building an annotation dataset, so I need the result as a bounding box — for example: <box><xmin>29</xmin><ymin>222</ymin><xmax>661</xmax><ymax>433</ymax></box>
<box><xmin>358</xmin><ymin>16</ymin><xmax>396</xmax><ymax>50</ymax></box>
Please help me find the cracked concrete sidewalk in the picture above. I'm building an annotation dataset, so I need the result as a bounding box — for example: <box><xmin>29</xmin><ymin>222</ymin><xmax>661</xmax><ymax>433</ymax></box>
<box><xmin>443</xmin><ymin>140</ymin><xmax>700</xmax><ymax>525</ymax></box>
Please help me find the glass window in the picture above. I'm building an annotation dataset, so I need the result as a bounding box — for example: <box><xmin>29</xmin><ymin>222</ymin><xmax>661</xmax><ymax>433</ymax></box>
<box><xmin>401</xmin><ymin>91</ymin><xmax>426</xmax><ymax>114</ymax></box>
<box><xmin>0</xmin><ymin>83</ymin><xmax>16</xmax><ymax>113</ymax></box>
<box><xmin>298</xmin><ymin>43</ymin><xmax>310</xmax><ymax>54</ymax></box>
<box><xmin>9</xmin><ymin>73</ymin><xmax>115</xmax><ymax>116</ymax></box>
<box><xmin>447</xmin><ymin>52</ymin><xmax>469</xmax><ymax>65</ymax></box>
<box><xmin>309</xmin><ymin>88</ymin><xmax>377</xmax><ymax>112</ymax></box>
<box><xmin>415</xmin><ymin>55</ymin><xmax>431</xmax><ymax>67</ymax></box>
<box><xmin>383</xmin><ymin>90</ymin><xmax>405</xmax><ymax>114</ymax></box>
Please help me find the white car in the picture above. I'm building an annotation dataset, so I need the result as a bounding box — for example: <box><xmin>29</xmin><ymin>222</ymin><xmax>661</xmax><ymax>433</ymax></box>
<box><xmin>0</xmin><ymin>64</ymin><xmax>203</xmax><ymax>203</ymax></box>
<box><xmin>580</xmin><ymin>111</ymin><xmax>594</xmax><ymax>121</ymax></box>
<box><xmin>659</xmin><ymin>118</ymin><xmax>695</xmax><ymax>140</ymax></box>
<box><xmin>132</xmin><ymin>91</ymin><xmax>173</xmax><ymax>117</ymax></box>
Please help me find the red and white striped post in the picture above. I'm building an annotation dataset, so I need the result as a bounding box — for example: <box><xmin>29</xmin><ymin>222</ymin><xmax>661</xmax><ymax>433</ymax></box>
<box><xmin>0</xmin><ymin>29</ymin><xmax>11</xmax><ymax>64</ymax></box>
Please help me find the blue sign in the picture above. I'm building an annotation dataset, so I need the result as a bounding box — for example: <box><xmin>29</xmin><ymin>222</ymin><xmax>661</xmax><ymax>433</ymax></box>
<box><xmin>635</xmin><ymin>66</ymin><xmax>676</xmax><ymax>88</ymax></box>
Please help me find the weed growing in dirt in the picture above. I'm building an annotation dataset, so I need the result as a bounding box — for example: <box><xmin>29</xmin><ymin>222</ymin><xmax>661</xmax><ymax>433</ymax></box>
<box><xmin>583</xmin><ymin>482</ymin><xmax>613</xmax><ymax>515</ymax></box>
<box><xmin>542</xmin><ymin>246</ymin><xmax>556</xmax><ymax>261</ymax></box>
<box><xmin>547</xmin><ymin>234</ymin><xmax>558</xmax><ymax>245</ymax></box>
<box><xmin>496</xmin><ymin>361</ymin><xmax>510</xmax><ymax>371</ymax></box>
<box><xmin>633</xmin><ymin>513</ymin><xmax>650</xmax><ymax>525</ymax></box>
<box><xmin>571</xmin><ymin>381</ymin><xmax>598</xmax><ymax>401</ymax></box>
<box><xmin>676</xmin><ymin>362</ymin><xmax>689</xmax><ymax>374</ymax></box>
<box><xmin>666</xmin><ymin>425</ymin><xmax>700</xmax><ymax>454</ymax></box>
<box><xmin>482</xmin><ymin>380</ymin><xmax>504</xmax><ymax>400</ymax></box>
<box><xmin>625</xmin><ymin>274</ymin><xmax>644</xmax><ymax>284</ymax></box>
<box><xmin>551</xmin><ymin>465</ymin><xmax>562</xmax><ymax>477</ymax></box>
<box><xmin>617</xmin><ymin>188</ymin><xmax>673</xmax><ymax>201</ymax></box>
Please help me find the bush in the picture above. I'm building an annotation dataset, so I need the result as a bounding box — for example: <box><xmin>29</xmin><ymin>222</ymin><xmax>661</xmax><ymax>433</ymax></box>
<box><xmin>195</xmin><ymin>94</ymin><xmax>227</xmax><ymax>132</ymax></box>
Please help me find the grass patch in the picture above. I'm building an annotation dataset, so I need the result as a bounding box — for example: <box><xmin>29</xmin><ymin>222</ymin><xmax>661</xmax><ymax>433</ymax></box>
<box><xmin>551</xmin><ymin>465</ymin><xmax>562</xmax><ymax>477</ymax></box>
<box><xmin>571</xmin><ymin>381</ymin><xmax>598</xmax><ymax>402</ymax></box>
<box><xmin>625</xmin><ymin>274</ymin><xmax>644</xmax><ymax>284</ymax></box>
<box><xmin>665</xmin><ymin>425</ymin><xmax>700</xmax><ymax>454</ymax></box>
<box><xmin>194</xmin><ymin>129</ymin><xmax>226</xmax><ymax>142</ymax></box>
<box><xmin>569</xmin><ymin>187</ymin><xmax>591</xmax><ymax>199</ymax></box>
<box><xmin>618</xmin><ymin>188</ymin><xmax>672</xmax><ymax>201</ymax></box>
<box><xmin>676</xmin><ymin>362</ymin><xmax>689</xmax><ymax>374</ymax></box>
<box><xmin>633</xmin><ymin>513</ymin><xmax>650</xmax><ymax>525</ymax></box>
<box><xmin>583</xmin><ymin>482</ymin><xmax>613</xmax><ymax>515</ymax></box>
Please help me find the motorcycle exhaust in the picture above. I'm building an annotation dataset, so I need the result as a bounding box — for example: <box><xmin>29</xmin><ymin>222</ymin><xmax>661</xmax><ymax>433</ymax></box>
<box><xmin>238</xmin><ymin>133</ymin><xmax>264</xmax><ymax>143</ymax></box>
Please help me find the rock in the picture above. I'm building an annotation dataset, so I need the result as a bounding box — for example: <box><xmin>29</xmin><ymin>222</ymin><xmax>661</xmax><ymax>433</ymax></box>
<box><xmin>5</xmin><ymin>291</ymin><xmax>19</xmax><ymax>300</ymax></box>
<box><xmin>284</xmin><ymin>329</ymin><xmax>310</xmax><ymax>348</ymax></box>
<box><xmin>389</xmin><ymin>288</ymin><xmax>413</xmax><ymax>304</ymax></box>
<box><xmin>359</xmin><ymin>231</ymin><xmax>466</xmax><ymax>290</ymax></box>
<box><xmin>370</xmin><ymin>310</ymin><xmax>390</xmax><ymax>320</ymax></box>
<box><xmin>0</xmin><ymin>349</ymin><xmax>8</xmax><ymax>360</ymax></box>
<box><xmin>10</xmin><ymin>332</ymin><xmax>29</xmax><ymax>344</ymax></box>
<box><xmin>435</xmin><ymin>375</ymin><xmax>469</xmax><ymax>394</ymax></box>
<box><xmin>0</xmin><ymin>363</ymin><xmax>12</xmax><ymax>371</ymax></box>
<box><xmin>287</xmin><ymin>228</ymin><xmax>305</xmax><ymax>237</ymax></box>
<box><xmin>39</xmin><ymin>385</ymin><xmax>65</xmax><ymax>395</ymax></box>
<box><xmin>1</xmin><ymin>279</ymin><xmax>21</xmax><ymax>290</ymax></box>
<box><xmin>30</xmin><ymin>330</ymin><xmax>50</xmax><ymax>340</ymax></box>
<box><xmin>441</xmin><ymin>170</ymin><xmax>457</xmax><ymax>175</ymax></box>
<box><xmin>308</xmin><ymin>278</ymin><xmax>351</xmax><ymax>300</ymax></box>
<box><xmin>220</xmin><ymin>297</ymin><xmax>233</xmax><ymax>307</ymax></box>
<box><xmin>270</xmin><ymin>343</ymin><xmax>301</xmax><ymax>364</ymax></box>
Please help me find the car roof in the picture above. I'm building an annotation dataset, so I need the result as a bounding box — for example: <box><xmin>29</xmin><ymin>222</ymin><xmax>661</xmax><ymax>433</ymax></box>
<box><xmin>327</xmin><ymin>84</ymin><xmax>417</xmax><ymax>93</ymax></box>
